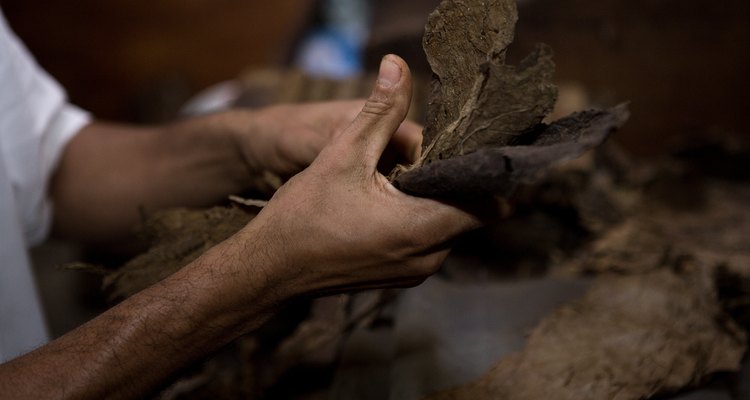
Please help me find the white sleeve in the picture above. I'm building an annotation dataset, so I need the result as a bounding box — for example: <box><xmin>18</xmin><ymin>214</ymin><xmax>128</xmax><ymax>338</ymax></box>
<box><xmin>0</xmin><ymin>10</ymin><xmax>92</xmax><ymax>247</ymax></box>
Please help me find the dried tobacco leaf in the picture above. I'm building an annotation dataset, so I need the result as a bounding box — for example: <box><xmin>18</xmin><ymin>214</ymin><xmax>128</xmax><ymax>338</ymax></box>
<box><xmin>424</xmin><ymin>270</ymin><xmax>747</xmax><ymax>400</ymax></box>
<box><xmin>395</xmin><ymin>105</ymin><xmax>630</xmax><ymax>197</ymax></box>
<box><xmin>418</xmin><ymin>0</ymin><xmax>555</xmax><ymax>162</ymax></box>
<box><xmin>391</xmin><ymin>0</ymin><xmax>629</xmax><ymax>197</ymax></box>
<box><xmin>104</xmin><ymin>207</ymin><xmax>254</xmax><ymax>300</ymax></box>
<box><xmin>563</xmin><ymin>165</ymin><xmax>750</xmax><ymax>278</ymax></box>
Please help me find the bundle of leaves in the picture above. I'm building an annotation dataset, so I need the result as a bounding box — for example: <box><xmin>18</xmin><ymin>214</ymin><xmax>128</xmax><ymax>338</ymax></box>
<box><xmin>390</xmin><ymin>0</ymin><xmax>629</xmax><ymax>198</ymax></box>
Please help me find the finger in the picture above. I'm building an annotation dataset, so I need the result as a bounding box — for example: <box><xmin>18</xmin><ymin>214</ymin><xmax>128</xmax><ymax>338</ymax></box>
<box><xmin>404</xmin><ymin>194</ymin><xmax>486</xmax><ymax>239</ymax></box>
<box><xmin>335</xmin><ymin>55</ymin><xmax>413</xmax><ymax>171</ymax></box>
<box><xmin>392</xmin><ymin>120</ymin><xmax>423</xmax><ymax>163</ymax></box>
<box><xmin>430</xmin><ymin>204</ymin><xmax>484</xmax><ymax>239</ymax></box>
<box><xmin>375</xmin><ymin>121</ymin><xmax>424</xmax><ymax>175</ymax></box>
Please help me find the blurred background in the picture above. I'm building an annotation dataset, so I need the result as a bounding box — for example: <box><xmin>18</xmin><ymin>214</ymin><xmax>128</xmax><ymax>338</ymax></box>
<box><xmin>3</xmin><ymin>0</ymin><xmax>748</xmax><ymax>155</ymax></box>
<box><xmin>2</xmin><ymin>0</ymin><xmax>748</xmax><ymax>352</ymax></box>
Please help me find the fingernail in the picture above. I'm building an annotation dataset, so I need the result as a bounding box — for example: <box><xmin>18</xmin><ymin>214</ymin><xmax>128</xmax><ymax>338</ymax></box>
<box><xmin>377</xmin><ymin>56</ymin><xmax>402</xmax><ymax>88</ymax></box>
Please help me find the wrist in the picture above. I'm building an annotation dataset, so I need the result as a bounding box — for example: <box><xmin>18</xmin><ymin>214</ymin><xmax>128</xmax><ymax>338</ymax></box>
<box><xmin>204</xmin><ymin>110</ymin><xmax>262</xmax><ymax>192</ymax></box>
<box><xmin>179</xmin><ymin>227</ymin><xmax>291</xmax><ymax>335</ymax></box>
<box><xmin>158</xmin><ymin>111</ymin><xmax>257</xmax><ymax>196</ymax></box>
<box><xmin>219</xmin><ymin>108</ymin><xmax>289</xmax><ymax>191</ymax></box>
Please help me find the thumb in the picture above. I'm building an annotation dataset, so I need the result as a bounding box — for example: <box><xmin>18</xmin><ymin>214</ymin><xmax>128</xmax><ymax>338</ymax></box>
<box><xmin>336</xmin><ymin>55</ymin><xmax>413</xmax><ymax>172</ymax></box>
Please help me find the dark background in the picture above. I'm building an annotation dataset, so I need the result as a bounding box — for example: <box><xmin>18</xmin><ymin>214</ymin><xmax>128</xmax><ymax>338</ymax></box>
<box><xmin>1</xmin><ymin>0</ymin><xmax>317</xmax><ymax>120</ymax></box>
<box><xmin>3</xmin><ymin>0</ymin><xmax>749</xmax><ymax>156</ymax></box>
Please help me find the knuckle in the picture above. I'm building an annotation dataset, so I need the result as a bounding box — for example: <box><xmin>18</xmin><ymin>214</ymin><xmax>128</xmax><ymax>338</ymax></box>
<box><xmin>408</xmin><ymin>256</ymin><xmax>441</xmax><ymax>277</ymax></box>
<box><xmin>390</xmin><ymin>228</ymin><xmax>424</xmax><ymax>253</ymax></box>
<box><xmin>395</xmin><ymin>276</ymin><xmax>428</xmax><ymax>289</ymax></box>
<box><xmin>360</xmin><ymin>97</ymin><xmax>394</xmax><ymax>117</ymax></box>
<box><xmin>398</xmin><ymin>216</ymin><xmax>434</xmax><ymax>249</ymax></box>
<box><xmin>315</xmin><ymin>145</ymin><xmax>354</xmax><ymax>172</ymax></box>
<box><xmin>404</xmin><ymin>234</ymin><xmax>430</xmax><ymax>252</ymax></box>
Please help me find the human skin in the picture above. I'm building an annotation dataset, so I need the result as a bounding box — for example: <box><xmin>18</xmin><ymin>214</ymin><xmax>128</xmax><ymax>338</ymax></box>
<box><xmin>50</xmin><ymin>98</ymin><xmax>421</xmax><ymax>244</ymax></box>
<box><xmin>0</xmin><ymin>55</ymin><xmax>480</xmax><ymax>399</ymax></box>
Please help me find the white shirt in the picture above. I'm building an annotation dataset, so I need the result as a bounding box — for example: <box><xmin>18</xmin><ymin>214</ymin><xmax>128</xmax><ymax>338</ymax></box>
<box><xmin>0</xmin><ymin>9</ymin><xmax>90</xmax><ymax>362</ymax></box>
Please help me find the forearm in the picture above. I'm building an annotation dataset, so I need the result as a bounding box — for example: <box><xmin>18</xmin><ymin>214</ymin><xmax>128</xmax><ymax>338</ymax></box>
<box><xmin>0</xmin><ymin>237</ymin><xmax>280</xmax><ymax>400</ymax></box>
<box><xmin>50</xmin><ymin>111</ymin><xmax>258</xmax><ymax>244</ymax></box>
<box><xmin>1</xmin><ymin>56</ymin><xmax>477</xmax><ymax>399</ymax></box>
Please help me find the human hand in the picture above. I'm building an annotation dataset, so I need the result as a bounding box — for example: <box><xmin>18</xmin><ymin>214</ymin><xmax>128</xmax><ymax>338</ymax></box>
<box><xmin>232</xmin><ymin>55</ymin><xmax>482</xmax><ymax>299</ymax></box>
<box><xmin>236</xmin><ymin>98</ymin><xmax>423</xmax><ymax>179</ymax></box>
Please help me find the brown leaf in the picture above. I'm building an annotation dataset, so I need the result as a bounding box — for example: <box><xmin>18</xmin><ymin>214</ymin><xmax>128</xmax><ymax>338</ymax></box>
<box><xmin>394</xmin><ymin>105</ymin><xmax>630</xmax><ymax>197</ymax></box>
<box><xmin>425</xmin><ymin>270</ymin><xmax>747</xmax><ymax>400</ymax></box>
<box><xmin>391</xmin><ymin>0</ymin><xmax>629</xmax><ymax>198</ymax></box>
<box><xmin>417</xmin><ymin>0</ymin><xmax>557</xmax><ymax>166</ymax></box>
